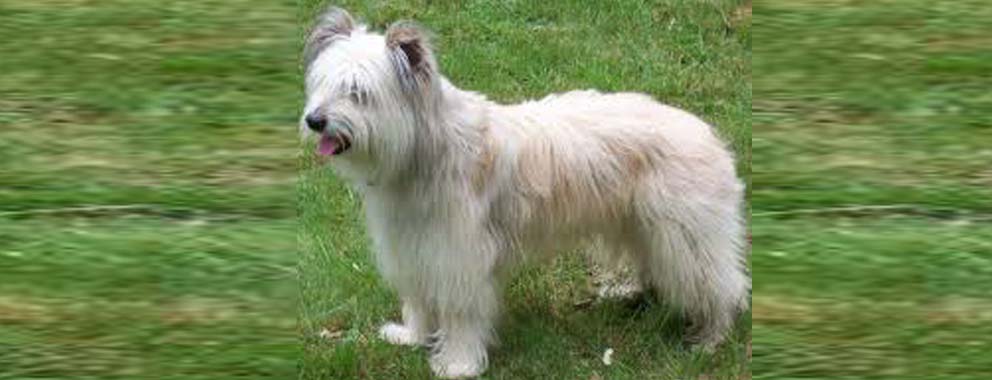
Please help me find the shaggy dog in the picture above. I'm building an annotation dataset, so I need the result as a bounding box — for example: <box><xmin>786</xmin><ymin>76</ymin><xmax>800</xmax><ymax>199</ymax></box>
<box><xmin>302</xmin><ymin>7</ymin><xmax>749</xmax><ymax>379</ymax></box>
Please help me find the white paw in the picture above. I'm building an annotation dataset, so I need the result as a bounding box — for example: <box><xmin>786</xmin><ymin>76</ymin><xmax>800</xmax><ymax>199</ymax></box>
<box><xmin>430</xmin><ymin>354</ymin><xmax>485</xmax><ymax>379</ymax></box>
<box><xmin>378</xmin><ymin>322</ymin><xmax>422</xmax><ymax>346</ymax></box>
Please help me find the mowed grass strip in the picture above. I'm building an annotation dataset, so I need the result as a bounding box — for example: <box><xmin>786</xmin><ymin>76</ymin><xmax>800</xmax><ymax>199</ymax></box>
<box><xmin>1</xmin><ymin>0</ymin><xmax>299</xmax><ymax>379</ymax></box>
<box><xmin>753</xmin><ymin>0</ymin><xmax>992</xmax><ymax>214</ymax></box>
<box><xmin>0</xmin><ymin>217</ymin><xmax>297</xmax><ymax>379</ymax></box>
<box><xmin>754</xmin><ymin>0</ymin><xmax>992</xmax><ymax>379</ymax></box>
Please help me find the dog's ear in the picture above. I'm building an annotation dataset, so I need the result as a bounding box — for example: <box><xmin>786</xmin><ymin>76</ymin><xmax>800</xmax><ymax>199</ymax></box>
<box><xmin>304</xmin><ymin>7</ymin><xmax>355</xmax><ymax>68</ymax></box>
<box><xmin>386</xmin><ymin>22</ymin><xmax>437</xmax><ymax>89</ymax></box>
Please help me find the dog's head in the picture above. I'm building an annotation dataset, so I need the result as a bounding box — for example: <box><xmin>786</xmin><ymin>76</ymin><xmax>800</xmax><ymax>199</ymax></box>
<box><xmin>301</xmin><ymin>7</ymin><xmax>440</xmax><ymax>182</ymax></box>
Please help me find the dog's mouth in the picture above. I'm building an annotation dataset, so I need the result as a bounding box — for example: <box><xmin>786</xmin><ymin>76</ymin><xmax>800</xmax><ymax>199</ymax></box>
<box><xmin>318</xmin><ymin>131</ymin><xmax>352</xmax><ymax>156</ymax></box>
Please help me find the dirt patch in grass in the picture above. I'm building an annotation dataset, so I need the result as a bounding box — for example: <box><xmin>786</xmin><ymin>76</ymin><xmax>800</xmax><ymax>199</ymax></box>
<box><xmin>0</xmin><ymin>296</ymin><xmax>54</xmax><ymax>323</ymax></box>
<box><xmin>752</xmin><ymin>296</ymin><xmax>822</xmax><ymax>323</ymax></box>
<box><xmin>926</xmin><ymin>297</ymin><xmax>992</xmax><ymax>325</ymax></box>
<box><xmin>737</xmin><ymin>1</ymin><xmax>752</xmax><ymax>21</ymax></box>
<box><xmin>0</xmin><ymin>295</ymin><xmax>292</xmax><ymax>327</ymax></box>
<box><xmin>160</xmin><ymin>297</ymin><xmax>244</xmax><ymax>325</ymax></box>
<box><xmin>925</xmin><ymin>35</ymin><xmax>992</xmax><ymax>52</ymax></box>
<box><xmin>756</xmin><ymin>295</ymin><xmax>992</xmax><ymax>327</ymax></box>
<box><xmin>0</xmin><ymin>0</ymin><xmax>94</xmax><ymax>11</ymax></box>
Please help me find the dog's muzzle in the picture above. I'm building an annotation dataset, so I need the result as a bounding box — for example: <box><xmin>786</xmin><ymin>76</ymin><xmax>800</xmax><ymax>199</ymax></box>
<box><xmin>306</xmin><ymin>114</ymin><xmax>353</xmax><ymax>156</ymax></box>
<box><xmin>318</xmin><ymin>129</ymin><xmax>352</xmax><ymax>156</ymax></box>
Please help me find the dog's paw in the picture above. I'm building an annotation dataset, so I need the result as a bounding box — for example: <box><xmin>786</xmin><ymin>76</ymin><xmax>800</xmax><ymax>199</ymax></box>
<box><xmin>685</xmin><ymin>338</ymin><xmax>720</xmax><ymax>354</ymax></box>
<box><xmin>378</xmin><ymin>322</ymin><xmax>423</xmax><ymax>346</ymax></box>
<box><xmin>684</xmin><ymin>328</ymin><xmax>723</xmax><ymax>354</ymax></box>
<box><xmin>430</xmin><ymin>354</ymin><xmax>485</xmax><ymax>379</ymax></box>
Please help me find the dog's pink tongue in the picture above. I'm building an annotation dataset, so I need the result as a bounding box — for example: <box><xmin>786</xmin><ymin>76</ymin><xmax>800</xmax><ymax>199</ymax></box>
<box><xmin>318</xmin><ymin>135</ymin><xmax>338</xmax><ymax>156</ymax></box>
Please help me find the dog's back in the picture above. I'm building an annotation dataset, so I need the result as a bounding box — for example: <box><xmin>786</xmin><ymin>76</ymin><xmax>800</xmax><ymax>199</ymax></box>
<box><xmin>482</xmin><ymin>90</ymin><xmax>739</xmax><ymax>240</ymax></box>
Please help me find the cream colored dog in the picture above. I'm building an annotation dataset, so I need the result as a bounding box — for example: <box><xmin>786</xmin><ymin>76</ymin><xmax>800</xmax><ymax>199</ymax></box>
<box><xmin>302</xmin><ymin>7</ymin><xmax>749</xmax><ymax>379</ymax></box>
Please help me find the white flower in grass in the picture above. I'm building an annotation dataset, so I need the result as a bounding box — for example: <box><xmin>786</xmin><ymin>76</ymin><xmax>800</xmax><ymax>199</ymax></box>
<box><xmin>602</xmin><ymin>348</ymin><xmax>614</xmax><ymax>366</ymax></box>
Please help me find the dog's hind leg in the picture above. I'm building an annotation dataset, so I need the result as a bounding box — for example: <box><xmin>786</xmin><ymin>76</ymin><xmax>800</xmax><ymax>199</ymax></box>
<box><xmin>634</xmin><ymin>192</ymin><xmax>749</xmax><ymax>351</ymax></box>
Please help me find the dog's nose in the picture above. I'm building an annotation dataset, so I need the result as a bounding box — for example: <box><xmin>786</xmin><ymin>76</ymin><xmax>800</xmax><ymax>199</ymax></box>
<box><xmin>305</xmin><ymin>113</ymin><xmax>327</xmax><ymax>132</ymax></box>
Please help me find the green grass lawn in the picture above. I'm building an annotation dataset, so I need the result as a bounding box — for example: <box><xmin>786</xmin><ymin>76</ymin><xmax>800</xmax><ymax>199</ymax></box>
<box><xmin>6</xmin><ymin>0</ymin><xmax>989</xmax><ymax>379</ymax></box>
<box><xmin>753</xmin><ymin>1</ymin><xmax>992</xmax><ymax>379</ymax></box>
<box><xmin>0</xmin><ymin>0</ymin><xmax>753</xmax><ymax>378</ymax></box>
<box><xmin>1</xmin><ymin>1</ymin><xmax>298</xmax><ymax>378</ymax></box>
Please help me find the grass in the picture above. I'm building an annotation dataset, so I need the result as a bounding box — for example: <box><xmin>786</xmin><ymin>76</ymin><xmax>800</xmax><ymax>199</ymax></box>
<box><xmin>0</xmin><ymin>0</ymin><xmax>298</xmax><ymax>379</ymax></box>
<box><xmin>298</xmin><ymin>1</ymin><xmax>751</xmax><ymax>379</ymax></box>
<box><xmin>0</xmin><ymin>0</ymin><xmax>749</xmax><ymax>378</ymax></box>
<box><xmin>7</xmin><ymin>0</ymin><xmax>987</xmax><ymax>379</ymax></box>
<box><xmin>753</xmin><ymin>0</ymin><xmax>992</xmax><ymax>379</ymax></box>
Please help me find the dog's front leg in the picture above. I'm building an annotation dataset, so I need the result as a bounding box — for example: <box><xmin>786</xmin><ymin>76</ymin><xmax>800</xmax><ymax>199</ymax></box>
<box><xmin>429</xmin><ymin>278</ymin><xmax>497</xmax><ymax>379</ymax></box>
<box><xmin>379</xmin><ymin>298</ymin><xmax>434</xmax><ymax>347</ymax></box>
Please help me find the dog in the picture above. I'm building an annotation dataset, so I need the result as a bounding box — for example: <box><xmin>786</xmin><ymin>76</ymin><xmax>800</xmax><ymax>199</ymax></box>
<box><xmin>302</xmin><ymin>7</ymin><xmax>749</xmax><ymax>379</ymax></box>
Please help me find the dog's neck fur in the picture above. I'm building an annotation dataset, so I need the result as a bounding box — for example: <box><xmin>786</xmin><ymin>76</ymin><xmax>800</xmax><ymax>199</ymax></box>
<box><xmin>382</xmin><ymin>77</ymin><xmax>491</xmax><ymax>190</ymax></box>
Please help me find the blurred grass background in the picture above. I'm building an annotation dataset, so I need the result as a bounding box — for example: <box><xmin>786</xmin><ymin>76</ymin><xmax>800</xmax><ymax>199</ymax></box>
<box><xmin>4</xmin><ymin>0</ymin><xmax>989</xmax><ymax>379</ymax></box>
<box><xmin>754</xmin><ymin>1</ymin><xmax>992</xmax><ymax>379</ymax></box>
<box><xmin>0</xmin><ymin>1</ymin><xmax>298</xmax><ymax>379</ymax></box>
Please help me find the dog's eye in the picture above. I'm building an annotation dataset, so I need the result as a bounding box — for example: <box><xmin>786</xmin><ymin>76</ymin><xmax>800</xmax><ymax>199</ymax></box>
<box><xmin>348</xmin><ymin>86</ymin><xmax>372</xmax><ymax>106</ymax></box>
